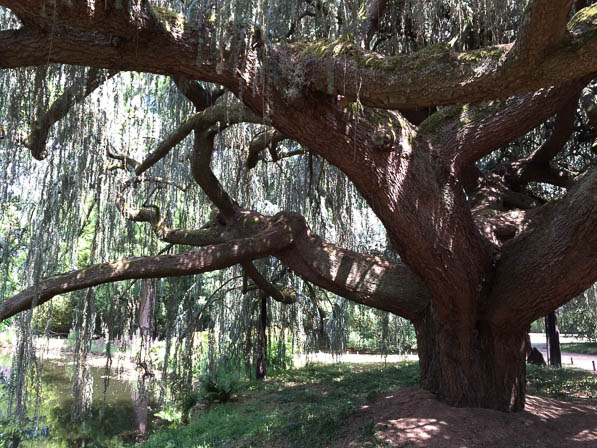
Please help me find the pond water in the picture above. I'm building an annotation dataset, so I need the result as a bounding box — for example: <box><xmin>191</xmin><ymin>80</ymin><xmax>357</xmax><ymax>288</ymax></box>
<box><xmin>0</xmin><ymin>353</ymin><xmax>158</xmax><ymax>447</ymax></box>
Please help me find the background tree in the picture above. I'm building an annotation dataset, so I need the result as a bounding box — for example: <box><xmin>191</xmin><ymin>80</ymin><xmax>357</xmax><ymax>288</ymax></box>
<box><xmin>558</xmin><ymin>284</ymin><xmax>597</xmax><ymax>340</ymax></box>
<box><xmin>0</xmin><ymin>0</ymin><xmax>596</xmax><ymax>413</ymax></box>
<box><xmin>545</xmin><ymin>310</ymin><xmax>562</xmax><ymax>367</ymax></box>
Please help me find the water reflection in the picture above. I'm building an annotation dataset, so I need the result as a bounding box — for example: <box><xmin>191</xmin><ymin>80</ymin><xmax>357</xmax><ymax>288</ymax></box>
<box><xmin>0</xmin><ymin>354</ymin><xmax>157</xmax><ymax>447</ymax></box>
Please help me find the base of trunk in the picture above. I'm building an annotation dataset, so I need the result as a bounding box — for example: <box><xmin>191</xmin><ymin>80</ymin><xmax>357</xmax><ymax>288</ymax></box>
<box><xmin>414</xmin><ymin>309</ymin><xmax>527</xmax><ymax>412</ymax></box>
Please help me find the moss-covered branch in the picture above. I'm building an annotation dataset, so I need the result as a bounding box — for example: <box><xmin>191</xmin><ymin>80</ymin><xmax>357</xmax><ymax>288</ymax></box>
<box><xmin>3</xmin><ymin>1</ymin><xmax>597</xmax><ymax>111</ymax></box>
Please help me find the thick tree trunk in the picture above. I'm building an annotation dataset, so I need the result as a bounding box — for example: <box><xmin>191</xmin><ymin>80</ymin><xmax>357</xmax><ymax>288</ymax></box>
<box><xmin>414</xmin><ymin>307</ymin><xmax>527</xmax><ymax>412</ymax></box>
<box><xmin>545</xmin><ymin>310</ymin><xmax>562</xmax><ymax>367</ymax></box>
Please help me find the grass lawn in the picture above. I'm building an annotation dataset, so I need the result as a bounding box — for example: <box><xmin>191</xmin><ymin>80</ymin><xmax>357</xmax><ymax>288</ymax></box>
<box><xmin>526</xmin><ymin>364</ymin><xmax>597</xmax><ymax>400</ymax></box>
<box><xmin>141</xmin><ymin>362</ymin><xmax>419</xmax><ymax>448</ymax></box>
<box><xmin>560</xmin><ymin>342</ymin><xmax>597</xmax><ymax>355</ymax></box>
<box><xmin>140</xmin><ymin>362</ymin><xmax>597</xmax><ymax>448</ymax></box>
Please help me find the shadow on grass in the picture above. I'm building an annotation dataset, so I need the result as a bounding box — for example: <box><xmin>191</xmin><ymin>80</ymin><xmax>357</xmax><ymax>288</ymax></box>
<box><xmin>141</xmin><ymin>363</ymin><xmax>597</xmax><ymax>448</ymax></box>
<box><xmin>141</xmin><ymin>362</ymin><xmax>419</xmax><ymax>448</ymax></box>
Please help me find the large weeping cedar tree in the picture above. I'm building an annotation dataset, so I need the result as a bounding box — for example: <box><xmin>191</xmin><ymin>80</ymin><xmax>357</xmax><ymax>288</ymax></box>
<box><xmin>0</xmin><ymin>0</ymin><xmax>596</xmax><ymax>412</ymax></box>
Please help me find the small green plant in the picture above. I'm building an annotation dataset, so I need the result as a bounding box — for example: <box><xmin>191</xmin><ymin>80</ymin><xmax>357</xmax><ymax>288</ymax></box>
<box><xmin>177</xmin><ymin>389</ymin><xmax>200</xmax><ymax>424</ymax></box>
<box><xmin>155</xmin><ymin>407</ymin><xmax>183</xmax><ymax>429</ymax></box>
<box><xmin>199</xmin><ymin>367</ymin><xmax>242</xmax><ymax>403</ymax></box>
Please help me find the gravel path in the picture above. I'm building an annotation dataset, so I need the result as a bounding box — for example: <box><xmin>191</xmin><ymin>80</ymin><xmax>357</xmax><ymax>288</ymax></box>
<box><xmin>296</xmin><ymin>334</ymin><xmax>597</xmax><ymax>372</ymax></box>
<box><xmin>530</xmin><ymin>333</ymin><xmax>597</xmax><ymax>372</ymax></box>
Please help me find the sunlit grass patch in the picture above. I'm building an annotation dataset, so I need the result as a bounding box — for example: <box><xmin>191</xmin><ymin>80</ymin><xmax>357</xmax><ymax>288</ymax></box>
<box><xmin>526</xmin><ymin>364</ymin><xmax>597</xmax><ymax>400</ymax></box>
<box><xmin>560</xmin><ymin>342</ymin><xmax>597</xmax><ymax>355</ymax></box>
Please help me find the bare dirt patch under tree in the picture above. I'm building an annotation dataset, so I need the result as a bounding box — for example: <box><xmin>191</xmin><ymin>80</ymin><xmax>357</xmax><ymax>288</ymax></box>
<box><xmin>333</xmin><ymin>387</ymin><xmax>597</xmax><ymax>447</ymax></box>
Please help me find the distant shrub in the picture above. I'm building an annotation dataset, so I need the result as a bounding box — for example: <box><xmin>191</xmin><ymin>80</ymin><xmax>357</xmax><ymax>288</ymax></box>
<box><xmin>268</xmin><ymin>339</ymin><xmax>294</xmax><ymax>373</ymax></box>
<box><xmin>558</xmin><ymin>285</ymin><xmax>597</xmax><ymax>341</ymax></box>
<box><xmin>0</xmin><ymin>327</ymin><xmax>16</xmax><ymax>347</ymax></box>
<box><xmin>32</xmin><ymin>294</ymin><xmax>75</xmax><ymax>335</ymax></box>
<box><xmin>154</xmin><ymin>407</ymin><xmax>183</xmax><ymax>428</ymax></box>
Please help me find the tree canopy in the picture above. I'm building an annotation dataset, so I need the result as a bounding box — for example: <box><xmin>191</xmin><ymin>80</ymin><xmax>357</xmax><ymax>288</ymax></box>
<box><xmin>0</xmin><ymin>0</ymin><xmax>596</xmax><ymax>414</ymax></box>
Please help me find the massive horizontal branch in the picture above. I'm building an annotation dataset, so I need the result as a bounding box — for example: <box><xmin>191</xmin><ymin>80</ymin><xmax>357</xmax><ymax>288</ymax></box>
<box><xmin>120</xmin><ymin>199</ymin><xmax>298</xmax><ymax>306</ymax></box>
<box><xmin>3</xmin><ymin>2</ymin><xmax>597</xmax><ymax>110</ymax></box>
<box><xmin>1</xmin><ymin>0</ymin><xmax>144</xmax><ymax>37</ymax></box>
<box><xmin>125</xmin><ymin>204</ymin><xmax>297</xmax><ymax>305</ymax></box>
<box><xmin>0</xmin><ymin>222</ymin><xmax>295</xmax><ymax>321</ymax></box>
<box><xmin>291</xmin><ymin>3</ymin><xmax>597</xmax><ymax>109</ymax></box>
<box><xmin>1</xmin><ymin>208</ymin><xmax>431</xmax><ymax>321</ymax></box>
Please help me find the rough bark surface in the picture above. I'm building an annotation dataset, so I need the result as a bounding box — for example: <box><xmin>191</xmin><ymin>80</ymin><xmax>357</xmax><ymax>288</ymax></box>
<box><xmin>415</xmin><ymin>307</ymin><xmax>527</xmax><ymax>411</ymax></box>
